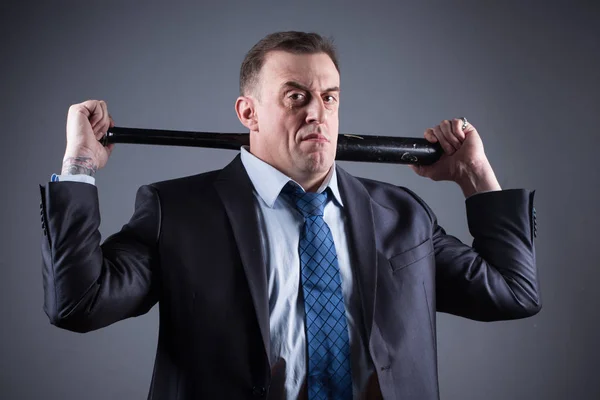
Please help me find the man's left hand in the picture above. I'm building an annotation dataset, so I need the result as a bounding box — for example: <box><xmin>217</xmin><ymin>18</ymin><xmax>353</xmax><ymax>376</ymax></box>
<box><xmin>410</xmin><ymin>118</ymin><xmax>502</xmax><ymax>197</ymax></box>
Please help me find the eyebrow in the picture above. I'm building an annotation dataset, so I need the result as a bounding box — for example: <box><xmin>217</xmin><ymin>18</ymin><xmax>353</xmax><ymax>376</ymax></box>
<box><xmin>282</xmin><ymin>81</ymin><xmax>340</xmax><ymax>93</ymax></box>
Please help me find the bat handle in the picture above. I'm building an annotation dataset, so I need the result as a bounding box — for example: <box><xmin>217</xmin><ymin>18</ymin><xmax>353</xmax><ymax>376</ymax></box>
<box><xmin>99</xmin><ymin>132</ymin><xmax>110</xmax><ymax>147</ymax></box>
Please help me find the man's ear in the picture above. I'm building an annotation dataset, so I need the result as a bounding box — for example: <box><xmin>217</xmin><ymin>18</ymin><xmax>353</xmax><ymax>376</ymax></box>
<box><xmin>235</xmin><ymin>96</ymin><xmax>258</xmax><ymax>132</ymax></box>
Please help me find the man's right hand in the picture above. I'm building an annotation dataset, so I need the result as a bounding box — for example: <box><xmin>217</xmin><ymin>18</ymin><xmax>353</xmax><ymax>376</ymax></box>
<box><xmin>62</xmin><ymin>100</ymin><xmax>115</xmax><ymax>176</ymax></box>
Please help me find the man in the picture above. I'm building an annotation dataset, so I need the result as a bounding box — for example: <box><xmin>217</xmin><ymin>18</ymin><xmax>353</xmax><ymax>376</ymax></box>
<box><xmin>39</xmin><ymin>31</ymin><xmax>541</xmax><ymax>399</ymax></box>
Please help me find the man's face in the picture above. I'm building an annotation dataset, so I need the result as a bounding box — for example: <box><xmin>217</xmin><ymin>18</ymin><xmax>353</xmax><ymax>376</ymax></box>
<box><xmin>249</xmin><ymin>51</ymin><xmax>340</xmax><ymax>180</ymax></box>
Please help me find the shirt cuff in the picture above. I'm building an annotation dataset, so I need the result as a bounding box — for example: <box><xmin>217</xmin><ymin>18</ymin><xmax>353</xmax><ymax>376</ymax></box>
<box><xmin>51</xmin><ymin>173</ymin><xmax>96</xmax><ymax>185</ymax></box>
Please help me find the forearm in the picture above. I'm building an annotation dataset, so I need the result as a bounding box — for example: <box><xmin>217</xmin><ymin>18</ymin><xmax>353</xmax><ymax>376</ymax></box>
<box><xmin>40</xmin><ymin>182</ymin><xmax>159</xmax><ymax>332</ymax></box>
<box><xmin>41</xmin><ymin>182</ymin><xmax>104</xmax><ymax>330</ymax></box>
<box><xmin>456</xmin><ymin>158</ymin><xmax>502</xmax><ymax>198</ymax></box>
<box><xmin>435</xmin><ymin>189</ymin><xmax>540</xmax><ymax>320</ymax></box>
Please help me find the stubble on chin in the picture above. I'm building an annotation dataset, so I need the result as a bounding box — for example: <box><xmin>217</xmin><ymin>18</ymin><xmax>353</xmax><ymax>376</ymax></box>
<box><xmin>299</xmin><ymin>149</ymin><xmax>334</xmax><ymax>174</ymax></box>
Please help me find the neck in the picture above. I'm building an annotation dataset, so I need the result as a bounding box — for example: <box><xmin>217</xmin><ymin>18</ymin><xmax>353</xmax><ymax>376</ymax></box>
<box><xmin>292</xmin><ymin>169</ymin><xmax>331</xmax><ymax>193</ymax></box>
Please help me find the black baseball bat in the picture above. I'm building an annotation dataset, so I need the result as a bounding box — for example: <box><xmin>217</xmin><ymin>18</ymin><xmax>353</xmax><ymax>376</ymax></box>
<box><xmin>101</xmin><ymin>127</ymin><xmax>443</xmax><ymax>165</ymax></box>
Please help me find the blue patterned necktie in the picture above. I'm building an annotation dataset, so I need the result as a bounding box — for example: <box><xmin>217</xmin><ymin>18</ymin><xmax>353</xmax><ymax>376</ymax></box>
<box><xmin>284</xmin><ymin>183</ymin><xmax>352</xmax><ymax>400</ymax></box>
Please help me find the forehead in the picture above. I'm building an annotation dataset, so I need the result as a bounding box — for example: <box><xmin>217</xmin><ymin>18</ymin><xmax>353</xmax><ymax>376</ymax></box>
<box><xmin>259</xmin><ymin>51</ymin><xmax>340</xmax><ymax>90</ymax></box>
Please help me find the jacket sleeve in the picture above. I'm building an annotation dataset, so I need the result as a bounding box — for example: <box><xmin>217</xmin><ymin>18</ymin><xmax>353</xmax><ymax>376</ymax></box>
<box><xmin>415</xmin><ymin>188</ymin><xmax>541</xmax><ymax>321</ymax></box>
<box><xmin>39</xmin><ymin>181</ymin><xmax>160</xmax><ymax>333</ymax></box>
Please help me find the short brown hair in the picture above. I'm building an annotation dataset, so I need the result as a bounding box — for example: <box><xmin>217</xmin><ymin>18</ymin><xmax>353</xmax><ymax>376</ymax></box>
<box><xmin>239</xmin><ymin>31</ymin><xmax>339</xmax><ymax>96</ymax></box>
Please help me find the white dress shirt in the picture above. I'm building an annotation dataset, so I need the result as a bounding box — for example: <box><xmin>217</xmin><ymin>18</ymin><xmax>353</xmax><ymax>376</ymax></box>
<box><xmin>239</xmin><ymin>147</ymin><xmax>373</xmax><ymax>398</ymax></box>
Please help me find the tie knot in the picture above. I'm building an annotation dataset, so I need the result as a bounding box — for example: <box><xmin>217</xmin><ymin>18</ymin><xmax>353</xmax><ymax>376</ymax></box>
<box><xmin>283</xmin><ymin>183</ymin><xmax>328</xmax><ymax>217</ymax></box>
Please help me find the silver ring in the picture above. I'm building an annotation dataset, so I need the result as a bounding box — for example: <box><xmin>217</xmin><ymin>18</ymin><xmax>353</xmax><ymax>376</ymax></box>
<box><xmin>459</xmin><ymin>117</ymin><xmax>468</xmax><ymax>130</ymax></box>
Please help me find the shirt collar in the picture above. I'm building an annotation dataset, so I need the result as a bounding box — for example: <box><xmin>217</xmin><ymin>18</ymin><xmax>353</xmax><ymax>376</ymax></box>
<box><xmin>239</xmin><ymin>146</ymin><xmax>344</xmax><ymax>208</ymax></box>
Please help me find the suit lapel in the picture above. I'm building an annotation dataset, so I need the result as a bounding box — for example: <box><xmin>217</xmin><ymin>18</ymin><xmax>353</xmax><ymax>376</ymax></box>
<box><xmin>214</xmin><ymin>155</ymin><xmax>270</xmax><ymax>364</ymax></box>
<box><xmin>336</xmin><ymin>166</ymin><xmax>378</xmax><ymax>342</ymax></box>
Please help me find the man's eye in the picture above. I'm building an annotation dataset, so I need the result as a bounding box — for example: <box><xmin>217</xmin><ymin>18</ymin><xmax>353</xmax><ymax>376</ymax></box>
<box><xmin>289</xmin><ymin>93</ymin><xmax>305</xmax><ymax>101</ymax></box>
<box><xmin>323</xmin><ymin>95</ymin><xmax>337</xmax><ymax>103</ymax></box>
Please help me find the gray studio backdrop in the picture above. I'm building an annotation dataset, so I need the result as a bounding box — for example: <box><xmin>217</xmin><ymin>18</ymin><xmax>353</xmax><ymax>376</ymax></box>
<box><xmin>1</xmin><ymin>1</ymin><xmax>599</xmax><ymax>399</ymax></box>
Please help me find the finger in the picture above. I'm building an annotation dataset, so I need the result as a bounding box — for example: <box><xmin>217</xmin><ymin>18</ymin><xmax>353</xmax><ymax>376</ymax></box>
<box><xmin>450</xmin><ymin>118</ymin><xmax>466</xmax><ymax>143</ymax></box>
<box><xmin>90</xmin><ymin>101</ymin><xmax>105</xmax><ymax>133</ymax></box>
<box><xmin>424</xmin><ymin>128</ymin><xmax>438</xmax><ymax>143</ymax></box>
<box><xmin>439</xmin><ymin>120</ymin><xmax>461</xmax><ymax>151</ymax></box>
<box><xmin>461</xmin><ymin>118</ymin><xmax>477</xmax><ymax>136</ymax></box>
<box><xmin>81</xmin><ymin>100</ymin><xmax>102</xmax><ymax>130</ymax></box>
<box><xmin>433</xmin><ymin>125</ymin><xmax>456</xmax><ymax>155</ymax></box>
<box><xmin>99</xmin><ymin>101</ymin><xmax>111</xmax><ymax>133</ymax></box>
<box><xmin>93</xmin><ymin>101</ymin><xmax>109</xmax><ymax>140</ymax></box>
<box><xmin>108</xmin><ymin>113</ymin><xmax>115</xmax><ymax>128</ymax></box>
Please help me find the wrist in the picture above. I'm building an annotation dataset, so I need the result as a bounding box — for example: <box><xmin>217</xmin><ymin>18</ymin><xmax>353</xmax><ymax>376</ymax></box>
<box><xmin>61</xmin><ymin>154</ymin><xmax>98</xmax><ymax>176</ymax></box>
<box><xmin>456</xmin><ymin>158</ymin><xmax>501</xmax><ymax>198</ymax></box>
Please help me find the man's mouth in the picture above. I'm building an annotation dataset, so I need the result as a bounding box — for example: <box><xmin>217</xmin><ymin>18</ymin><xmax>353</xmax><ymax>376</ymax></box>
<box><xmin>302</xmin><ymin>133</ymin><xmax>329</xmax><ymax>143</ymax></box>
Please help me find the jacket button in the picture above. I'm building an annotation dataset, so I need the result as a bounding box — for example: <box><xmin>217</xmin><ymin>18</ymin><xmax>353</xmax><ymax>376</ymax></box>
<box><xmin>252</xmin><ymin>386</ymin><xmax>266</xmax><ymax>397</ymax></box>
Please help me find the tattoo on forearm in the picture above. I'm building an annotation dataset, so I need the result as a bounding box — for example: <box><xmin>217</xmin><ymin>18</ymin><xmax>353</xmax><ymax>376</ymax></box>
<box><xmin>62</xmin><ymin>157</ymin><xmax>98</xmax><ymax>176</ymax></box>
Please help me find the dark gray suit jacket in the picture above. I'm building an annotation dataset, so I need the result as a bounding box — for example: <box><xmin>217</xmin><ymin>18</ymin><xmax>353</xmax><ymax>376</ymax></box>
<box><xmin>39</xmin><ymin>155</ymin><xmax>541</xmax><ymax>399</ymax></box>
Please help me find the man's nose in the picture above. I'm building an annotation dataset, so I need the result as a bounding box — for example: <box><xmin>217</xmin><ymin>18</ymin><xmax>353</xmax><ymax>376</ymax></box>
<box><xmin>305</xmin><ymin>97</ymin><xmax>327</xmax><ymax>124</ymax></box>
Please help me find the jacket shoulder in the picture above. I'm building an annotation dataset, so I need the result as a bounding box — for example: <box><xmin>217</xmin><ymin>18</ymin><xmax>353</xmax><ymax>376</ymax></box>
<box><xmin>147</xmin><ymin>169</ymin><xmax>222</xmax><ymax>193</ymax></box>
<box><xmin>353</xmin><ymin>175</ymin><xmax>434</xmax><ymax>220</ymax></box>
